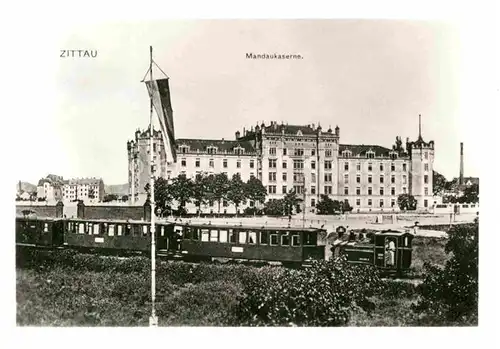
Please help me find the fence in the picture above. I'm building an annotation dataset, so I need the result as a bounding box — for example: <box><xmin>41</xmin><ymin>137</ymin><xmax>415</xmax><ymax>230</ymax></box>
<box><xmin>433</xmin><ymin>203</ymin><xmax>479</xmax><ymax>215</ymax></box>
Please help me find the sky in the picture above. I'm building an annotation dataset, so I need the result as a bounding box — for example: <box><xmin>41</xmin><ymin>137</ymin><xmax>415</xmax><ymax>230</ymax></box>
<box><xmin>16</xmin><ymin>19</ymin><xmax>481</xmax><ymax>184</ymax></box>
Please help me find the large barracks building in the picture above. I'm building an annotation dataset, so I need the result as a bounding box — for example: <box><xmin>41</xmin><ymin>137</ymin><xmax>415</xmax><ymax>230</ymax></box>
<box><xmin>127</xmin><ymin>120</ymin><xmax>434</xmax><ymax>213</ymax></box>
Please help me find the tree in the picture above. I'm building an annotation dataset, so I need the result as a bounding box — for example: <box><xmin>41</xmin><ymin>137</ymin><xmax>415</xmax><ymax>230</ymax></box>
<box><xmin>316</xmin><ymin>195</ymin><xmax>337</xmax><ymax>215</ymax></box>
<box><xmin>433</xmin><ymin>170</ymin><xmax>448</xmax><ymax>196</ymax></box>
<box><xmin>145</xmin><ymin>177</ymin><xmax>173</xmax><ymax>216</ymax></box>
<box><xmin>121</xmin><ymin>195</ymin><xmax>129</xmax><ymax>202</ymax></box>
<box><xmin>245</xmin><ymin>176</ymin><xmax>267</xmax><ymax>207</ymax></box>
<box><xmin>227</xmin><ymin>173</ymin><xmax>246</xmax><ymax>215</ymax></box>
<box><xmin>397</xmin><ymin>194</ymin><xmax>417</xmax><ymax>211</ymax></box>
<box><xmin>263</xmin><ymin>199</ymin><xmax>286</xmax><ymax>216</ymax></box>
<box><xmin>283</xmin><ymin>189</ymin><xmax>302</xmax><ymax>215</ymax></box>
<box><xmin>192</xmin><ymin>174</ymin><xmax>208</xmax><ymax>215</ymax></box>
<box><xmin>103</xmin><ymin>194</ymin><xmax>119</xmax><ymax>202</ymax></box>
<box><xmin>169</xmin><ymin>174</ymin><xmax>194</xmax><ymax>209</ymax></box>
<box><xmin>205</xmin><ymin>173</ymin><xmax>229</xmax><ymax>214</ymax></box>
<box><xmin>413</xmin><ymin>222</ymin><xmax>478</xmax><ymax>323</ymax></box>
<box><xmin>460</xmin><ymin>183</ymin><xmax>479</xmax><ymax>203</ymax></box>
<box><xmin>341</xmin><ymin>200</ymin><xmax>353</xmax><ymax>213</ymax></box>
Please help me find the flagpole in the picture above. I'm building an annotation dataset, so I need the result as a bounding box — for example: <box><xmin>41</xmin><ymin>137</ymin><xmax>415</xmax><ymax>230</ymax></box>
<box><xmin>149</xmin><ymin>45</ymin><xmax>158</xmax><ymax>327</ymax></box>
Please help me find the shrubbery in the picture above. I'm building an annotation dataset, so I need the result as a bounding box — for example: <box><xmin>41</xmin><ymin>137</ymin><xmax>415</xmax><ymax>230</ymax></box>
<box><xmin>233</xmin><ymin>257</ymin><xmax>382</xmax><ymax>326</ymax></box>
<box><xmin>412</xmin><ymin>222</ymin><xmax>478</xmax><ymax>323</ymax></box>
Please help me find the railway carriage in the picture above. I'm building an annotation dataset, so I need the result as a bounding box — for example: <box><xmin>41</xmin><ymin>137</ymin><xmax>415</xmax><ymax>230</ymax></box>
<box><xmin>63</xmin><ymin>218</ymin><xmax>176</xmax><ymax>253</ymax></box>
<box><xmin>172</xmin><ymin>222</ymin><xmax>327</xmax><ymax>265</ymax></box>
<box><xmin>16</xmin><ymin>217</ymin><xmax>65</xmax><ymax>248</ymax></box>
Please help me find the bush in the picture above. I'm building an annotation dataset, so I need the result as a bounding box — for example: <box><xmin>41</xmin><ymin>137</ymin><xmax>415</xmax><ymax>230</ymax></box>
<box><xmin>243</xmin><ymin>207</ymin><xmax>263</xmax><ymax>216</ymax></box>
<box><xmin>412</xmin><ymin>223</ymin><xmax>478</xmax><ymax>323</ymax></box>
<box><xmin>233</xmin><ymin>257</ymin><xmax>382</xmax><ymax>326</ymax></box>
<box><xmin>263</xmin><ymin>199</ymin><xmax>286</xmax><ymax>216</ymax></box>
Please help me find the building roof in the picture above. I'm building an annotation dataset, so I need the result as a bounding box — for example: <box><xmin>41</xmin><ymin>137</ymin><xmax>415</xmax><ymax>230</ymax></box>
<box><xmin>452</xmin><ymin>177</ymin><xmax>479</xmax><ymax>187</ymax></box>
<box><xmin>338</xmin><ymin>144</ymin><xmax>401</xmax><ymax>157</ymax></box>
<box><xmin>67</xmin><ymin>178</ymin><xmax>103</xmax><ymax>186</ymax></box>
<box><xmin>176</xmin><ymin>138</ymin><xmax>256</xmax><ymax>154</ymax></box>
<box><xmin>259</xmin><ymin>122</ymin><xmax>338</xmax><ymax>137</ymax></box>
<box><xmin>38</xmin><ymin>175</ymin><xmax>64</xmax><ymax>186</ymax></box>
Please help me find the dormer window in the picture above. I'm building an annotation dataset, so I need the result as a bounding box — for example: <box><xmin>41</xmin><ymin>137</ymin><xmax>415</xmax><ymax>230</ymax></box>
<box><xmin>366</xmin><ymin>150</ymin><xmax>375</xmax><ymax>159</ymax></box>
<box><xmin>207</xmin><ymin>146</ymin><xmax>217</xmax><ymax>154</ymax></box>
<box><xmin>297</xmin><ymin>130</ymin><xmax>303</xmax><ymax>136</ymax></box>
<box><xmin>389</xmin><ymin>151</ymin><xmax>398</xmax><ymax>160</ymax></box>
<box><xmin>179</xmin><ymin>145</ymin><xmax>189</xmax><ymax>154</ymax></box>
<box><xmin>234</xmin><ymin>146</ymin><xmax>244</xmax><ymax>155</ymax></box>
<box><xmin>342</xmin><ymin>150</ymin><xmax>352</xmax><ymax>157</ymax></box>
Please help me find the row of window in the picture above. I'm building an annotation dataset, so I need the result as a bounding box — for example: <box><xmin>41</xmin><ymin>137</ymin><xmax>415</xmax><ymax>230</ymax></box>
<box><xmin>183</xmin><ymin>227</ymin><xmax>318</xmax><ymax>246</ymax></box>
<box><xmin>267</xmin><ymin>185</ymin><xmax>429</xmax><ymax>196</ymax></box>
<box><xmin>267</xmin><ymin>148</ymin><xmax>412</xmax><ymax>160</ymax></box>
<box><xmin>179</xmin><ymin>145</ymin><xmax>246</xmax><ymax>156</ymax></box>
<box><xmin>265</xmin><ymin>173</ymin><xmax>428</xmax><ymax>186</ymax></box>
<box><xmin>179</xmin><ymin>158</ymin><xmax>430</xmax><ymax>174</ymax></box>
<box><xmin>181</xmin><ymin>158</ymin><xmax>252</xmax><ymax>169</ymax></box>
<box><xmin>269</xmin><ymin>160</ymin><xmax>416</xmax><ymax>172</ymax></box>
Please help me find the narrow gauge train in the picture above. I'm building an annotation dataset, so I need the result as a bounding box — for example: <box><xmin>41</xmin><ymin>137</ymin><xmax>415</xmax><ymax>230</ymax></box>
<box><xmin>15</xmin><ymin>216</ymin><xmax>413</xmax><ymax>272</ymax></box>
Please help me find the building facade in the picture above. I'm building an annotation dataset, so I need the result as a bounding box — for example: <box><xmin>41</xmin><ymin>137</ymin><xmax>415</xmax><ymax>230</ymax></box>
<box><xmin>37</xmin><ymin>174</ymin><xmax>64</xmax><ymax>201</ymax></box>
<box><xmin>62</xmin><ymin>177</ymin><xmax>105</xmax><ymax>203</ymax></box>
<box><xmin>127</xmin><ymin>121</ymin><xmax>435</xmax><ymax>212</ymax></box>
<box><xmin>36</xmin><ymin>174</ymin><xmax>105</xmax><ymax>203</ymax></box>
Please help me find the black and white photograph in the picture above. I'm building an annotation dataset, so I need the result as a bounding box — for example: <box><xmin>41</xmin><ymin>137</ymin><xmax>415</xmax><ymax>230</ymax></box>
<box><xmin>5</xmin><ymin>1</ymin><xmax>496</xmax><ymax>336</ymax></box>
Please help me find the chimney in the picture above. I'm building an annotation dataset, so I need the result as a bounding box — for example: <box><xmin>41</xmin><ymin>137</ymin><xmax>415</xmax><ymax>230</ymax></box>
<box><xmin>459</xmin><ymin>142</ymin><xmax>464</xmax><ymax>185</ymax></box>
<box><xmin>235</xmin><ymin>130</ymin><xmax>240</xmax><ymax>140</ymax></box>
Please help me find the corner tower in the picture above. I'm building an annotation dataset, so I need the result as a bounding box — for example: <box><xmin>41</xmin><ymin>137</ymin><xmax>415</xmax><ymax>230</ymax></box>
<box><xmin>406</xmin><ymin>114</ymin><xmax>435</xmax><ymax>210</ymax></box>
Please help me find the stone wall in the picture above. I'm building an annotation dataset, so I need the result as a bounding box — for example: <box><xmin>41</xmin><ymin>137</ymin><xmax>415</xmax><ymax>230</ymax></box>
<box><xmin>76</xmin><ymin>202</ymin><xmax>150</xmax><ymax>221</ymax></box>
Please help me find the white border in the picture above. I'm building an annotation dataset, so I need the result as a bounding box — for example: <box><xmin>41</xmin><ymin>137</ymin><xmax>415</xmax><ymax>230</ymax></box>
<box><xmin>1</xmin><ymin>1</ymin><xmax>498</xmax><ymax>348</ymax></box>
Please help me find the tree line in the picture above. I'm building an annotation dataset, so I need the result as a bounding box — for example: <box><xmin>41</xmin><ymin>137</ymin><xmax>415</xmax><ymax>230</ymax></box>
<box><xmin>144</xmin><ymin>173</ymin><xmax>267</xmax><ymax>216</ymax></box>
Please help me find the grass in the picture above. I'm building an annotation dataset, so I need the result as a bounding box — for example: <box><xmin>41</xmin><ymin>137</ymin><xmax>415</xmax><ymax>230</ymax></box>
<box><xmin>16</xmin><ymin>235</ymin><xmax>464</xmax><ymax>327</ymax></box>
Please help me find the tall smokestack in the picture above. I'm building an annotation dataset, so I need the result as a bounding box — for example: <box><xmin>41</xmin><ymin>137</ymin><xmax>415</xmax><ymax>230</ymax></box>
<box><xmin>459</xmin><ymin>142</ymin><xmax>464</xmax><ymax>185</ymax></box>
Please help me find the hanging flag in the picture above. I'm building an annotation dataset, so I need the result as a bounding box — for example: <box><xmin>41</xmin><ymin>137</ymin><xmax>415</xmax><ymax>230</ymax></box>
<box><xmin>145</xmin><ymin>78</ymin><xmax>177</xmax><ymax>163</ymax></box>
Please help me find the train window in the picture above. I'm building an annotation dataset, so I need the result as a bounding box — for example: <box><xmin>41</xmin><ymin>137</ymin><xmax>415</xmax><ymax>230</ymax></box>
<box><xmin>134</xmin><ymin>225</ymin><xmax>143</xmax><ymax>236</ymax></box>
<box><xmin>210</xmin><ymin>229</ymin><xmax>218</xmax><ymax>242</ymax></box>
<box><xmin>117</xmin><ymin>225</ymin><xmax>123</xmax><ymax>236</ymax></box>
<box><xmin>219</xmin><ymin>230</ymin><xmax>228</xmax><ymax>243</ymax></box>
<box><xmin>44</xmin><ymin>223</ymin><xmax>49</xmax><ymax>232</ymax></box>
<box><xmin>385</xmin><ymin>237</ymin><xmax>397</xmax><ymax>267</ymax></box>
<box><xmin>303</xmin><ymin>232</ymin><xmax>317</xmax><ymax>246</ymax></box>
<box><xmin>404</xmin><ymin>236</ymin><xmax>408</xmax><ymax>247</ymax></box>
<box><xmin>291</xmin><ymin>234</ymin><xmax>301</xmax><ymax>246</ymax></box>
<box><xmin>160</xmin><ymin>226</ymin><xmax>165</xmax><ymax>237</ymax></box>
<box><xmin>229</xmin><ymin>230</ymin><xmax>237</xmax><ymax>243</ymax></box>
<box><xmin>108</xmin><ymin>224</ymin><xmax>115</xmax><ymax>236</ymax></box>
<box><xmin>281</xmin><ymin>233</ymin><xmax>290</xmax><ymax>246</ymax></box>
<box><xmin>86</xmin><ymin>222</ymin><xmax>92</xmax><ymax>235</ymax></box>
<box><xmin>239</xmin><ymin>231</ymin><xmax>247</xmax><ymax>244</ymax></box>
<box><xmin>201</xmin><ymin>229</ymin><xmax>209</xmax><ymax>242</ymax></box>
<box><xmin>270</xmin><ymin>234</ymin><xmax>279</xmax><ymax>246</ymax></box>
<box><xmin>260</xmin><ymin>231</ymin><xmax>269</xmax><ymax>244</ymax></box>
<box><xmin>78</xmin><ymin>223</ymin><xmax>84</xmax><ymax>234</ymax></box>
<box><xmin>94</xmin><ymin>224</ymin><xmax>100</xmax><ymax>235</ymax></box>
<box><xmin>248</xmin><ymin>231</ymin><xmax>257</xmax><ymax>244</ymax></box>
<box><xmin>67</xmin><ymin>222</ymin><xmax>72</xmax><ymax>231</ymax></box>
<box><xmin>143</xmin><ymin>225</ymin><xmax>148</xmax><ymax>236</ymax></box>
<box><xmin>192</xmin><ymin>228</ymin><xmax>200</xmax><ymax>240</ymax></box>
<box><xmin>125</xmin><ymin>225</ymin><xmax>131</xmax><ymax>236</ymax></box>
